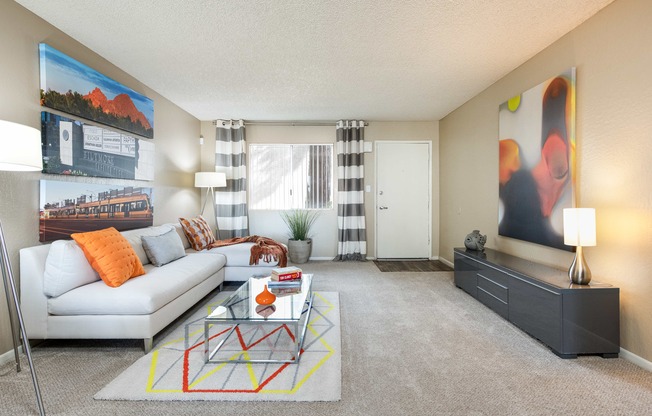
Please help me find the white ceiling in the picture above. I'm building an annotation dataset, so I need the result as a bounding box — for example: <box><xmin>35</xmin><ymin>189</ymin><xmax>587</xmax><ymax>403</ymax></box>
<box><xmin>16</xmin><ymin>0</ymin><xmax>615</xmax><ymax>122</ymax></box>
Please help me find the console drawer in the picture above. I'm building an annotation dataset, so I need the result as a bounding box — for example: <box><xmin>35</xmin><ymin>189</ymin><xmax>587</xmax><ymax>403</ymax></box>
<box><xmin>477</xmin><ymin>272</ymin><xmax>508</xmax><ymax>303</ymax></box>
<box><xmin>454</xmin><ymin>253</ymin><xmax>479</xmax><ymax>297</ymax></box>
<box><xmin>477</xmin><ymin>287</ymin><xmax>508</xmax><ymax>319</ymax></box>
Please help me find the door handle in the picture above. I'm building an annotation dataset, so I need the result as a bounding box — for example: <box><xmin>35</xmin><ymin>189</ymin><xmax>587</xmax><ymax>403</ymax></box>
<box><xmin>379</xmin><ymin>206</ymin><xmax>388</xmax><ymax>210</ymax></box>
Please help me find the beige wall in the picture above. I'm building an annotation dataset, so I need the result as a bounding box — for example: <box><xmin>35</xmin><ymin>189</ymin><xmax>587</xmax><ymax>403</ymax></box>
<box><xmin>439</xmin><ymin>0</ymin><xmax>652</xmax><ymax>362</ymax></box>
<box><xmin>201</xmin><ymin>120</ymin><xmax>439</xmax><ymax>259</ymax></box>
<box><xmin>0</xmin><ymin>0</ymin><xmax>201</xmax><ymax>356</ymax></box>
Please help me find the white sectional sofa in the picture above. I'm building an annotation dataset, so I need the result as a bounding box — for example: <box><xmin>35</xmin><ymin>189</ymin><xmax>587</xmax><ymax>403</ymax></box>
<box><xmin>19</xmin><ymin>223</ymin><xmax>281</xmax><ymax>352</ymax></box>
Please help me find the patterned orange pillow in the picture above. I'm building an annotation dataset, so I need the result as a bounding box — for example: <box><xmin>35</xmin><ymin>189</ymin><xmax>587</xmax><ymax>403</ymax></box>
<box><xmin>178</xmin><ymin>216</ymin><xmax>215</xmax><ymax>251</ymax></box>
<box><xmin>71</xmin><ymin>227</ymin><xmax>145</xmax><ymax>288</ymax></box>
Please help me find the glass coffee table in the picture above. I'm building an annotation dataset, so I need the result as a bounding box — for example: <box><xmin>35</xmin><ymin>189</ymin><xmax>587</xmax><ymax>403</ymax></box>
<box><xmin>204</xmin><ymin>274</ymin><xmax>313</xmax><ymax>364</ymax></box>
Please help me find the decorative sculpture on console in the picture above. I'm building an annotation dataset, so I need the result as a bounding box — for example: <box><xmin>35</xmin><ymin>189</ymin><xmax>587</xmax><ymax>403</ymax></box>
<box><xmin>464</xmin><ymin>230</ymin><xmax>487</xmax><ymax>251</ymax></box>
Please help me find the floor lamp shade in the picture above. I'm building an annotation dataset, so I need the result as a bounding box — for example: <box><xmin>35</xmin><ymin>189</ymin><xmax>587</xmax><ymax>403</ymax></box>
<box><xmin>195</xmin><ymin>172</ymin><xmax>227</xmax><ymax>188</ymax></box>
<box><xmin>194</xmin><ymin>172</ymin><xmax>227</xmax><ymax>239</ymax></box>
<box><xmin>563</xmin><ymin>208</ymin><xmax>596</xmax><ymax>285</ymax></box>
<box><xmin>0</xmin><ymin>120</ymin><xmax>43</xmax><ymax>171</ymax></box>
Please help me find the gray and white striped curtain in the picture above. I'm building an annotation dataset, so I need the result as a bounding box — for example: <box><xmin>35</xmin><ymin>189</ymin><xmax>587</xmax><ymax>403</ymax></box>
<box><xmin>335</xmin><ymin>120</ymin><xmax>367</xmax><ymax>261</ymax></box>
<box><xmin>215</xmin><ymin>119</ymin><xmax>249</xmax><ymax>239</ymax></box>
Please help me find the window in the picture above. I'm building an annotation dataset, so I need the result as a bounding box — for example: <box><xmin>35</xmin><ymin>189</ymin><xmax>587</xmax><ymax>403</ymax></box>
<box><xmin>249</xmin><ymin>144</ymin><xmax>333</xmax><ymax>210</ymax></box>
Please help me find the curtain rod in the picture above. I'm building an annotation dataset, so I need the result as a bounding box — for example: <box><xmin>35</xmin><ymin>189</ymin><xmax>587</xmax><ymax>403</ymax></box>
<box><xmin>212</xmin><ymin>120</ymin><xmax>369</xmax><ymax>127</ymax></box>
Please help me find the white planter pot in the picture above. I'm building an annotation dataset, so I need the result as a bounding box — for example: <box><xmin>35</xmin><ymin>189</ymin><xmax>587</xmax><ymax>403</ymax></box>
<box><xmin>288</xmin><ymin>239</ymin><xmax>312</xmax><ymax>264</ymax></box>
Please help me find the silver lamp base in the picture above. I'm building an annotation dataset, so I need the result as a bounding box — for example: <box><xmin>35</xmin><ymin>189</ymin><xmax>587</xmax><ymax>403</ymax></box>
<box><xmin>569</xmin><ymin>245</ymin><xmax>592</xmax><ymax>285</ymax></box>
<box><xmin>200</xmin><ymin>186</ymin><xmax>221</xmax><ymax>240</ymax></box>
<box><xmin>1</xmin><ymin>220</ymin><xmax>45</xmax><ymax>415</ymax></box>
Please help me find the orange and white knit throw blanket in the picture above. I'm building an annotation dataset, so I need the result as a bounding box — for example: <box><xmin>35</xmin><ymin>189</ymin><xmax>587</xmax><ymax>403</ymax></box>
<box><xmin>208</xmin><ymin>236</ymin><xmax>288</xmax><ymax>268</ymax></box>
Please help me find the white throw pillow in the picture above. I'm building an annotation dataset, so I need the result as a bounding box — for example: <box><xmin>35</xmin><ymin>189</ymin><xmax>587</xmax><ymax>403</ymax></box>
<box><xmin>43</xmin><ymin>240</ymin><xmax>100</xmax><ymax>297</ymax></box>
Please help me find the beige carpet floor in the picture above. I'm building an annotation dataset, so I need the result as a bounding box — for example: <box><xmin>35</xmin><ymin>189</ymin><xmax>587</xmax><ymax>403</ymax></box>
<box><xmin>2</xmin><ymin>260</ymin><xmax>652</xmax><ymax>415</ymax></box>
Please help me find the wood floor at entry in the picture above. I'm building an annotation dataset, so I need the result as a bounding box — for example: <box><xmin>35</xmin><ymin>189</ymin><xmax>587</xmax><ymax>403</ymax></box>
<box><xmin>373</xmin><ymin>260</ymin><xmax>452</xmax><ymax>272</ymax></box>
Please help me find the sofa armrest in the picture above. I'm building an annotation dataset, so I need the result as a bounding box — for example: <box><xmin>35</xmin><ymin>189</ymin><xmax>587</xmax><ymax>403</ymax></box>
<box><xmin>19</xmin><ymin>244</ymin><xmax>51</xmax><ymax>338</ymax></box>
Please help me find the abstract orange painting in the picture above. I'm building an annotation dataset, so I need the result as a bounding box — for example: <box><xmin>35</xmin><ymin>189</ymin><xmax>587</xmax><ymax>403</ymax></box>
<box><xmin>498</xmin><ymin>68</ymin><xmax>576</xmax><ymax>250</ymax></box>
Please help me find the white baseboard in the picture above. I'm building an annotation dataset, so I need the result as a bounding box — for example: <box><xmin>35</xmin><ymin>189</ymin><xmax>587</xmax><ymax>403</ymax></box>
<box><xmin>0</xmin><ymin>345</ymin><xmax>22</xmax><ymax>367</ymax></box>
<box><xmin>439</xmin><ymin>257</ymin><xmax>454</xmax><ymax>268</ymax></box>
<box><xmin>367</xmin><ymin>257</ymin><xmax>445</xmax><ymax>261</ymax></box>
<box><xmin>619</xmin><ymin>347</ymin><xmax>652</xmax><ymax>372</ymax></box>
<box><xmin>308</xmin><ymin>257</ymin><xmax>335</xmax><ymax>261</ymax></box>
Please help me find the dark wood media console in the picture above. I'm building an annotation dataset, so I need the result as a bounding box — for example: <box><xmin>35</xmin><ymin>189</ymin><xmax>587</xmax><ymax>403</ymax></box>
<box><xmin>454</xmin><ymin>247</ymin><xmax>620</xmax><ymax>358</ymax></box>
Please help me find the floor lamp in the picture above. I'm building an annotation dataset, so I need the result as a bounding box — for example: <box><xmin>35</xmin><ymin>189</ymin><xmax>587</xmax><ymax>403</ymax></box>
<box><xmin>195</xmin><ymin>172</ymin><xmax>227</xmax><ymax>239</ymax></box>
<box><xmin>0</xmin><ymin>120</ymin><xmax>46</xmax><ymax>416</ymax></box>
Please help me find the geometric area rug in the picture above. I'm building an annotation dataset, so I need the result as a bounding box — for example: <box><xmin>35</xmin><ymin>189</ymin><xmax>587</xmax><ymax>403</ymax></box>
<box><xmin>94</xmin><ymin>291</ymin><xmax>341</xmax><ymax>402</ymax></box>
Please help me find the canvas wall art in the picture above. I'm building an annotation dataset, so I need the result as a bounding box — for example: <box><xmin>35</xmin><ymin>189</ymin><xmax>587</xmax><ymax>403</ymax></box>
<box><xmin>498</xmin><ymin>68</ymin><xmax>576</xmax><ymax>251</ymax></box>
<box><xmin>41</xmin><ymin>112</ymin><xmax>155</xmax><ymax>180</ymax></box>
<box><xmin>39</xmin><ymin>180</ymin><xmax>153</xmax><ymax>242</ymax></box>
<box><xmin>39</xmin><ymin>43</ymin><xmax>154</xmax><ymax>139</ymax></box>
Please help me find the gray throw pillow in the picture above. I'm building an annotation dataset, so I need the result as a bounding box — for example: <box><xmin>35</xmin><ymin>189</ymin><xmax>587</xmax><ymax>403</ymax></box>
<box><xmin>141</xmin><ymin>227</ymin><xmax>186</xmax><ymax>267</ymax></box>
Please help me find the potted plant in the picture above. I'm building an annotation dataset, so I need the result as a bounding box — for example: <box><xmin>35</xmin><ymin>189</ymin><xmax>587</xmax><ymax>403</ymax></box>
<box><xmin>281</xmin><ymin>210</ymin><xmax>319</xmax><ymax>264</ymax></box>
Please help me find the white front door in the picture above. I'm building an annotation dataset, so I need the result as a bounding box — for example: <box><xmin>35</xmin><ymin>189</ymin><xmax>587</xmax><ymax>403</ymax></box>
<box><xmin>376</xmin><ymin>141</ymin><xmax>431</xmax><ymax>259</ymax></box>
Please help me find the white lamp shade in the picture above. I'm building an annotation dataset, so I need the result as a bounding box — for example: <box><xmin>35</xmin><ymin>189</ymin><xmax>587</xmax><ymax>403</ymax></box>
<box><xmin>563</xmin><ymin>208</ymin><xmax>596</xmax><ymax>247</ymax></box>
<box><xmin>0</xmin><ymin>120</ymin><xmax>43</xmax><ymax>171</ymax></box>
<box><xmin>195</xmin><ymin>171</ymin><xmax>227</xmax><ymax>188</ymax></box>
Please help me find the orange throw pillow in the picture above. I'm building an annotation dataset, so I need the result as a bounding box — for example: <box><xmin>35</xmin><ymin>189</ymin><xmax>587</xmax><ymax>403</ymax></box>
<box><xmin>179</xmin><ymin>216</ymin><xmax>216</xmax><ymax>251</ymax></box>
<box><xmin>71</xmin><ymin>227</ymin><xmax>145</xmax><ymax>288</ymax></box>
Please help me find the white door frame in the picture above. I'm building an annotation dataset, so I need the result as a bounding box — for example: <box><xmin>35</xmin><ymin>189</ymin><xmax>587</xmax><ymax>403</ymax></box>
<box><xmin>374</xmin><ymin>140</ymin><xmax>432</xmax><ymax>259</ymax></box>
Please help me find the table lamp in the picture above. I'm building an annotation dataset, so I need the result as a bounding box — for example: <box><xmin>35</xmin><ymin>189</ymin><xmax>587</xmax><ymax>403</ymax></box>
<box><xmin>563</xmin><ymin>207</ymin><xmax>596</xmax><ymax>285</ymax></box>
<box><xmin>194</xmin><ymin>172</ymin><xmax>227</xmax><ymax>239</ymax></box>
<box><xmin>0</xmin><ymin>120</ymin><xmax>46</xmax><ymax>415</ymax></box>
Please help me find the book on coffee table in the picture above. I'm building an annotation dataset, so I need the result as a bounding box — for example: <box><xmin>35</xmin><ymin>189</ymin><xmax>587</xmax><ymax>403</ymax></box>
<box><xmin>271</xmin><ymin>266</ymin><xmax>302</xmax><ymax>281</ymax></box>
<box><xmin>270</xmin><ymin>286</ymin><xmax>302</xmax><ymax>297</ymax></box>
<box><xmin>268</xmin><ymin>279</ymin><xmax>302</xmax><ymax>288</ymax></box>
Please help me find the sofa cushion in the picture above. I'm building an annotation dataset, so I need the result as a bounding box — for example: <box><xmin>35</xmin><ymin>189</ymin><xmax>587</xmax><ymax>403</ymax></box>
<box><xmin>120</xmin><ymin>225</ymin><xmax>173</xmax><ymax>265</ymax></box>
<box><xmin>141</xmin><ymin>228</ymin><xmax>186</xmax><ymax>267</ymax></box>
<box><xmin>71</xmin><ymin>227</ymin><xmax>145</xmax><ymax>288</ymax></box>
<box><xmin>179</xmin><ymin>216</ymin><xmax>215</xmax><ymax>251</ymax></box>
<box><xmin>43</xmin><ymin>240</ymin><xmax>100</xmax><ymax>297</ymax></box>
<box><xmin>47</xmin><ymin>253</ymin><xmax>226</xmax><ymax>315</ymax></box>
